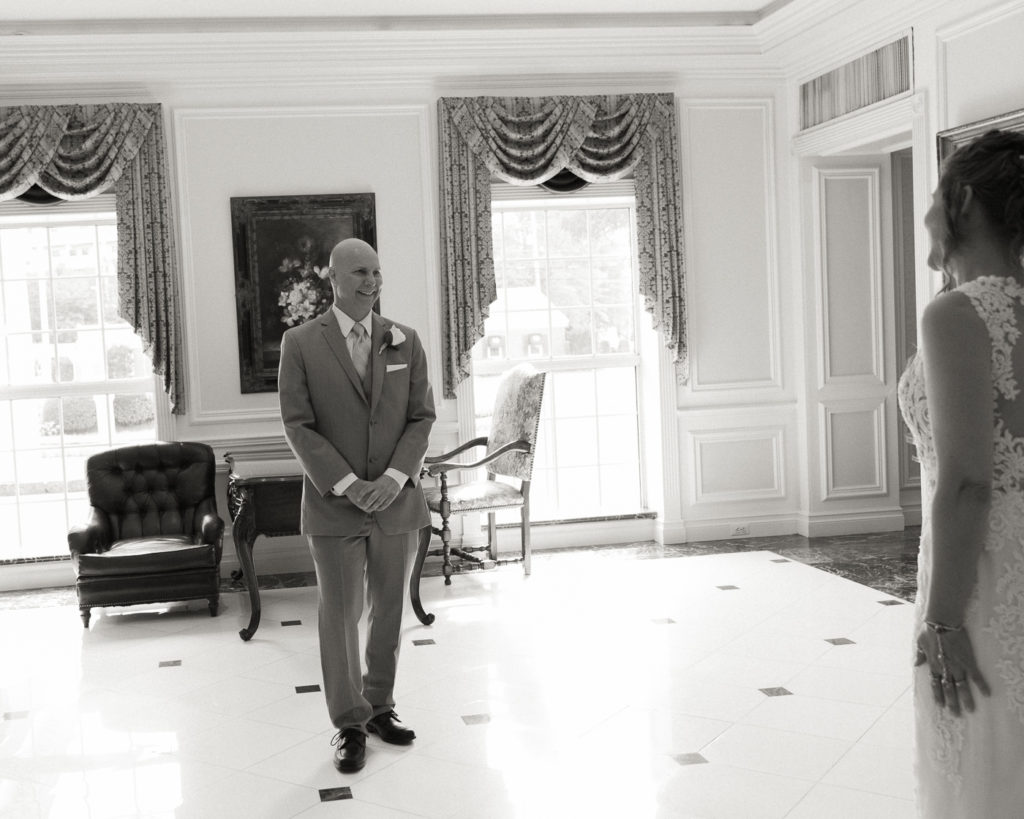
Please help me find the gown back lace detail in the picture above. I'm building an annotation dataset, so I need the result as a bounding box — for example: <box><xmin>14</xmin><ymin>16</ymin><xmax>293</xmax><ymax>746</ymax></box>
<box><xmin>898</xmin><ymin>275</ymin><xmax>1024</xmax><ymax>817</ymax></box>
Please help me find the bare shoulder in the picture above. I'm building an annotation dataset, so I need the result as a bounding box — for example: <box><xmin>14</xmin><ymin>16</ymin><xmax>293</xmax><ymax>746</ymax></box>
<box><xmin>922</xmin><ymin>290</ymin><xmax>986</xmax><ymax>345</ymax></box>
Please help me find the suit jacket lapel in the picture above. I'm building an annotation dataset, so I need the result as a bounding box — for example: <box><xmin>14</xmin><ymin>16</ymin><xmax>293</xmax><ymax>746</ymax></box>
<box><xmin>369</xmin><ymin>313</ymin><xmax>386</xmax><ymax>411</ymax></box>
<box><xmin>320</xmin><ymin>313</ymin><xmax>369</xmax><ymax>403</ymax></box>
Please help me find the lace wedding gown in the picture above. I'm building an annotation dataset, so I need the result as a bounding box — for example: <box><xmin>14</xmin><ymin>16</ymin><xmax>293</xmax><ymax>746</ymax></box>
<box><xmin>898</xmin><ymin>275</ymin><xmax>1024</xmax><ymax>818</ymax></box>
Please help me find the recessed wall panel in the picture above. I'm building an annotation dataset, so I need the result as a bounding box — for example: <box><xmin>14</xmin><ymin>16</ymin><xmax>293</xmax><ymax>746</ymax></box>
<box><xmin>824</xmin><ymin>404</ymin><xmax>886</xmax><ymax>498</ymax></box>
<box><xmin>693</xmin><ymin>429</ymin><xmax>783</xmax><ymax>503</ymax></box>
<box><xmin>822</xmin><ymin>174</ymin><xmax>877</xmax><ymax>380</ymax></box>
<box><xmin>685</xmin><ymin>102</ymin><xmax>777</xmax><ymax>389</ymax></box>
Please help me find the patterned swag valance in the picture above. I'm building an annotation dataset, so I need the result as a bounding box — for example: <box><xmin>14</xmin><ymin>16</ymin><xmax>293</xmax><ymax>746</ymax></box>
<box><xmin>438</xmin><ymin>93</ymin><xmax>688</xmax><ymax>399</ymax></box>
<box><xmin>0</xmin><ymin>103</ymin><xmax>184</xmax><ymax>413</ymax></box>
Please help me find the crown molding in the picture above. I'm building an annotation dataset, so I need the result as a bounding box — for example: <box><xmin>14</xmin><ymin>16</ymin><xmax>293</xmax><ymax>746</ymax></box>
<box><xmin>0</xmin><ymin>26</ymin><xmax>778</xmax><ymax>88</ymax></box>
<box><xmin>0</xmin><ymin>12</ymin><xmax>773</xmax><ymax>38</ymax></box>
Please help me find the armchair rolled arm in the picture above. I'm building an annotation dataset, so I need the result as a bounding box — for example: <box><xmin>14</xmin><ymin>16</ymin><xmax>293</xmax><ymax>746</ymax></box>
<box><xmin>423</xmin><ymin>437</ymin><xmax>489</xmax><ymax>465</ymax></box>
<box><xmin>424</xmin><ymin>439</ymin><xmax>531</xmax><ymax>477</ymax></box>
<box><xmin>200</xmin><ymin>512</ymin><xmax>225</xmax><ymax>546</ymax></box>
<box><xmin>67</xmin><ymin>508</ymin><xmax>112</xmax><ymax>557</ymax></box>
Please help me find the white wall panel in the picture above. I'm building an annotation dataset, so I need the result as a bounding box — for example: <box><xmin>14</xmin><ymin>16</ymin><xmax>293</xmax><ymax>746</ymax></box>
<box><xmin>173</xmin><ymin>105</ymin><xmax>434</xmax><ymax>432</ymax></box>
<box><xmin>692</xmin><ymin>428</ymin><xmax>784</xmax><ymax>503</ymax></box>
<box><xmin>821</xmin><ymin>400</ymin><xmax>886</xmax><ymax>499</ymax></box>
<box><xmin>682</xmin><ymin>100</ymin><xmax>780</xmax><ymax>391</ymax></box>
<box><xmin>818</xmin><ymin>170</ymin><xmax>883</xmax><ymax>384</ymax></box>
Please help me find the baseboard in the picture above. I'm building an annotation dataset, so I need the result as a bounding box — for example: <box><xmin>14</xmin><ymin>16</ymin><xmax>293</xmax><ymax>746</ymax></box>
<box><xmin>0</xmin><ymin>560</ymin><xmax>76</xmax><ymax>593</ymax></box>
<box><xmin>798</xmin><ymin>508</ymin><xmax>906</xmax><ymax>538</ymax></box>
<box><xmin>680</xmin><ymin>515</ymin><xmax>801</xmax><ymax>543</ymax></box>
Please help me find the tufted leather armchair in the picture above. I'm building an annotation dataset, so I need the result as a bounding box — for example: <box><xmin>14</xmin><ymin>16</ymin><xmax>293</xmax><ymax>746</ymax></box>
<box><xmin>68</xmin><ymin>442</ymin><xmax>225</xmax><ymax>627</ymax></box>
<box><xmin>409</xmin><ymin>363</ymin><xmax>547</xmax><ymax>624</ymax></box>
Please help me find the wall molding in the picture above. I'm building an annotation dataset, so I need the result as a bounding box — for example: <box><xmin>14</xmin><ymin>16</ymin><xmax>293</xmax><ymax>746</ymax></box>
<box><xmin>813</xmin><ymin>166</ymin><xmax>885</xmax><ymax>388</ymax></box>
<box><xmin>682</xmin><ymin>98</ymin><xmax>784</xmax><ymax>394</ymax></box>
<box><xmin>173</xmin><ymin>103</ymin><xmax>433</xmax><ymax>428</ymax></box>
<box><xmin>819</xmin><ymin>399</ymin><xmax>888</xmax><ymax>500</ymax></box>
<box><xmin>691</xmin><ymin>427</ymin><xmax>786</xmax><ymax>504</ymax></box>
<box><xmin>792</xmin><ymin>92</ymin><xmax>921</xmax><ymax>157</ymax></box>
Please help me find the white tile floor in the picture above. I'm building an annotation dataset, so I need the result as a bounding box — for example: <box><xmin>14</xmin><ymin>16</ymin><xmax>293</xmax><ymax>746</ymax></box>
<box><xmin>0</xmin><ymin>550</ymin><xmax>918</xmax><ymax>818</ymax></box>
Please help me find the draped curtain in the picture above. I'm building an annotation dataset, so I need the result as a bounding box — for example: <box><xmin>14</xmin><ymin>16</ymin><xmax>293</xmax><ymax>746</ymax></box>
<box><xmin>437</xmin><ymin>93</ymin><xmax>687</xmax><ymax>399</ymax></box>
<box><xmin>0</xmin><ymin>103</ymin><xmax>185</xmax><ymax>413</ymax></box>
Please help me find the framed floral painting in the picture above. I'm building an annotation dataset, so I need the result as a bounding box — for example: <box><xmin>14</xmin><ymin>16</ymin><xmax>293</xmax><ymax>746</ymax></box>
<box><xmin>231</xmin><ymin>192</ymin><xmax>376</xmax><ymax>392</ymax></box>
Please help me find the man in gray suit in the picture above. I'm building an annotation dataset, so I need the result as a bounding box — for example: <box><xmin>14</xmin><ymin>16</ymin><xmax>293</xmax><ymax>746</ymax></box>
<box><xmin>279</xmin><ymin>237</ymin><xmax>435</xmax><ymax>773</ymax></box>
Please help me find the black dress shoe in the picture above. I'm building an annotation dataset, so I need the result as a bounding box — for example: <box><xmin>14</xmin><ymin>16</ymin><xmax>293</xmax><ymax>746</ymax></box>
<box><xmin>366</xmin><ymin>710</ymin><xmax>416</xmax><ymax>745</ymax></box>
<box><xmin>332</xmin><ymin>728</ymin><xmax>366</xmax><ymax>773</ymax></box>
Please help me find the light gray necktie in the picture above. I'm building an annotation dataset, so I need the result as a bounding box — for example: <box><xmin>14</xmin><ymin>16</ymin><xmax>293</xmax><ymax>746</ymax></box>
<box><xmin>350</xmin><ymin>322</ymin><xmax>371</xmax><ymax>391</ymax></box>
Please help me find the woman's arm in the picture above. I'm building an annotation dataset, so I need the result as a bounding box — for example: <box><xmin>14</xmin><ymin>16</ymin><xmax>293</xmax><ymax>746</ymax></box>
<box><xmin>921</xmin><ymin>291</ymin><xmax>993</xmax><ymax>625</ymax></box>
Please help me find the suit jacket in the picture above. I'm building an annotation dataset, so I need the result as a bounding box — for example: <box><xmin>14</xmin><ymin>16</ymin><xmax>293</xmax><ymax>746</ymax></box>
<box><xmin>279</xmin><ymin>309</ymin><xmax>435</xmax><ymax>536</ymax></box>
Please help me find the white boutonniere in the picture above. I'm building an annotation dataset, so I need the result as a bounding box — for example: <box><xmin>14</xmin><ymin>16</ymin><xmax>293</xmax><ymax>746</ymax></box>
<box><xmin>378</xmin><ymin>325</ymin><xmax>406</xmax><ymax>355</ymax></box>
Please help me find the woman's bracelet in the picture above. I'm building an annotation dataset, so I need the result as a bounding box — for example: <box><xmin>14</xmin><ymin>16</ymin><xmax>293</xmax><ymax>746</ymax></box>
<box><xmin>925</xmin><ymin>619</ymin><xmax>963</xmax><ymax>634</ymax></box>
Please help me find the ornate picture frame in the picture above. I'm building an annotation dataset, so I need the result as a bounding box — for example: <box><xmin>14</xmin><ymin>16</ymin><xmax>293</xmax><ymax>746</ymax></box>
<box><xmin>937</xmin><ymin>106</ymin><xmax>1024</xmax><ymax>165</ymax></box>
<box><xmin>231</xmin><ymin>192</ymin><xmax>376</xmax><ymax>393</ymax></box>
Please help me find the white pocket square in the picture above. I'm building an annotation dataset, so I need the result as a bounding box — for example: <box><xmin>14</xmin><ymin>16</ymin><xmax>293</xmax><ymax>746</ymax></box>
<box><xmin>386</xmin><ymin>363</ymin><xmax>407</xmax><ymax>372</ymax></box>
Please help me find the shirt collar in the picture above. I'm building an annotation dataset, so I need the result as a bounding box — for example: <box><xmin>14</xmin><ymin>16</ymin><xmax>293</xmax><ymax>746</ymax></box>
<box><xmin>332</xmin><ymin>304</ymin><xmax>372</xmax><ymax>338</ymax></box>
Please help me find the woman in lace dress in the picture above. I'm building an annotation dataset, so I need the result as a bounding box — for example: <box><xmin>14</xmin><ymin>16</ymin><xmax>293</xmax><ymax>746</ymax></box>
<box><xmin>898</xmin><ymin>129</ymin><xmax>1024</xmax><ymax>817</ymax></box>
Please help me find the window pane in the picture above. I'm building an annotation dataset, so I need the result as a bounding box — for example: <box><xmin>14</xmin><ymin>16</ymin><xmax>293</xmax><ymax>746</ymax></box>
<box><xmin>552</xmin><ymin>369</ymin><xmax>597</xmax><ymax>418</ymax></box>
<box><xmin>7</xmin><ymin>333</ymin><xmax>57</xmax><ymax>386</ymax></box>
<box><xmin>499</xmin><ymin>259</ymin><xmax>543</xmax><ymax>289</ymax></box>
<box><xmin>0</xmin><ymin>448</ymin><xmax>14</xmax><ymax>496</ymax></box>
<box><xmin>0</xmin><ymin>227</ymin><xmax>49</xmax><ymax>280</ymax></box>
<box><xmin>0</xmin><ymin>401</ymin><xmax>11</xmax><ymax>450</ymax></box>
<box><xmin>18</xmin><ymin>497</ymin><xmax>69</xmax><ymax>559</ymax></box>
<box><xmin>500</xmin><ymin>211</ymin><xmax>545</xmax><ymax>259</ymax></box>
<box><xmin>14</xmin><ymin>398</ymin><xmax>63</xmax><ymax>449</ymax></box>
<box><xmin>4</xmin><ymin>279</ymin><xmax>53</xmax><ymax>332</ymax></box>
<box><xmin>547</xmin><ymin>259</ymin><xmax>591</xmax><ymax>308</ymax></box>
<box><xmin>15</xmin><ymin>447</ymin><xmax>66</xmax><ymax>496</ymax></box>
<box><xmin>590</xmin><ymin>208</ymin><xmax>631</xmax><ymax>256</ymax></box>
<box><xmin>593</xmin><ymin>258</ymin><xmax>633</xmax><ymax>305</ymax></box>
<box><xmin>100</xmin><ymin>277</ymin><xmax>128</xmax><ymax>325</ymax></box>
<box><xmin>562</xmin><ymin>308</ymin><xmax>594</xmax><ymax>355</ymax></box>
<box><xmin>554</xmin><ymin>417</ymin><xmax>597</xmax><ymax>468</ymax></box>
<box><xmin>49</xmin><ymin>225</ymin><xmax>100</xmax><ymax>277</ymax></box>
<box><xmin>98</xmin><ymin>225</ymin><xmax>117</xmax><ymax>276</ymax></box>
<box><xmin>105</xmin><ymin>330</ymin><xmax>147</xmax><ymax>379</ymax></box>
<box><xmin>599</xmin><ymin>415</ymin><xmax>640</xmax><ymax>464</ymax></box>
<box><xmin>57</xmin><ymin>330</ymin><xmax>106</xmax><ymax>383</ymax></box>
<box><xmin>596</xmin><ymin>368</ymin><xmax>638</xmax><ymax>415</ymax></box>
<box><xmin>595</xmin><ymin>305</ymin><xmax>634</xmax><ymax>354</ymax></box>
<box><xmin>110</xmin><ymin>392</ymin><xmax>156</xmax><ymax>441</ymax></box>
<box><xmin>53</xmin><ymin>277</ymin><xmax>99</xmax><ymax>329</ymax></box>
<box><xmin>546</xmin><ymin>210</ymin><xmax>588</xmax><ymax>258</ymax></box>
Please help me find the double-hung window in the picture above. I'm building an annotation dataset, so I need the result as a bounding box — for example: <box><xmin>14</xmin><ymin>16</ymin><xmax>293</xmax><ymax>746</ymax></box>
<box><xmin>472</xmin><ymin>182</ymin><xmax>646</xmax><ymax>522</ymax></box>
<box><xmin>0</xmin><ymin>196</ymin><xmax>160</xmax><ymax>561</ymax></box>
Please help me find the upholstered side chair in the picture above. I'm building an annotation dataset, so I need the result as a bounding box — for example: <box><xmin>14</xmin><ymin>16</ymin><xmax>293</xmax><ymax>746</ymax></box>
<box><xmin>68</xmin><ymin>441</ymin><xmax>225</xmax><ymax>627</ymax></box>
<box><xmin>410</xmin><ymin>362</ymin><xmax>547</xmax><ymax>625</ymax></box>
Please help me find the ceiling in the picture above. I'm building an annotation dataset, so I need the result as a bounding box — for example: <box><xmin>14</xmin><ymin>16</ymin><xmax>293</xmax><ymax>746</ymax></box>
<box><xmin>3</xmin><ymin>0</ymin><xmax>798</xmax><ymax>29</ymax></box>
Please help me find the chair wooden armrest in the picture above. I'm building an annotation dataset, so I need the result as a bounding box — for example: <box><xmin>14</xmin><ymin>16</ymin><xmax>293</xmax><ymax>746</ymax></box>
<box><xmin>424</xmin><ymin>439</ymin><xmax>531</xmax><ymax>477</ymax></box>
<box><xmin>423</xmin><ymin>437</ymin><xmax>490</xmax><ymax>464</ymax></box>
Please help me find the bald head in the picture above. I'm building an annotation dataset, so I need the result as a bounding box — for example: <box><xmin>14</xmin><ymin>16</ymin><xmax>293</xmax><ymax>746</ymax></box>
<box><xmin>328</xmin><ymin>238</ymin><xmax>382</xmax><ymax>320</ymax></box>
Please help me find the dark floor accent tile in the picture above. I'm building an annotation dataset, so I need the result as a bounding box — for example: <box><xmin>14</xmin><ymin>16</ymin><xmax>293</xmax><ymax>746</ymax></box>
<box><xmin>319</xmin><ymin>787</ymin><xmax>353</xmax><ymax>802</ymax></box>
<box><xmin>673</xmin><ymin>752</ymin><xmax>709</xmax><ymax>766</ymax></box>
<box><xmin>413</xmin><ymin>638</ymin><xmax>436</xmax><ymax>646</ymax></box>
<box><xmin>717</xmin><ymin>585</ymin><xmax>739</xmax><ymax>591</ymax></box>
<box><xmin>2</xmin><ymin>711</ymin><xmax>28</xmax><ymax>721</ymax></box>
<box><xmin>295</xmin><ymin>684</ymin><xmax>321</xmax><ymax>694</ymax></box>
<box><xmin>759</xmin><ymin>687</ymin><xmax>793</xmax><ymax>697</ymax></box>
<box><xmin>281</xmin><ymin>620</ymin><xmax>302</xmax><ymax>627</ymax></box>
<box><xmin>878</xmin><ymin>599</ymin><xmax>905</xmax><ymax>606</ymax></box>
<box><xmin>158</xmin><ymin>660</ymin><xmax>181</xmax><ymax>668</ymax></box>
<box><xmin>651</xmin><ymin>618</ymin><xmax>676</xmax><ymax>624</ymax></box>
<box><xmin>462</xmin><ymin>713</ymin><xmax>491</xmax><ymax>725</ymax></box>
<box><xmin>825</xmin><ymin>637</ymin><xmax>855</xmax><ymax>645</ymax></box>
<box><xmin>770</xmin><ymin>558</ymin><xmax>791</xmax><ymax>563</ymax></box>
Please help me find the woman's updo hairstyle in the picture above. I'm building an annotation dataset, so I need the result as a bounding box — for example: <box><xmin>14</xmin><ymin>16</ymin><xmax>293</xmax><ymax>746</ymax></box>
<box><xmin>939</xmin><ymin>128</ymin><xmax>1024</xmax><ymax>269</ymax></box>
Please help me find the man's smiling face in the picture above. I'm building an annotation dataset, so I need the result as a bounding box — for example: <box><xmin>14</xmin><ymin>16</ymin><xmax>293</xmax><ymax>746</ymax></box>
<box><xmin>329</xmin><ymin>239</ymin><xmax>382</xmax><ymax>320</ymax></box>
